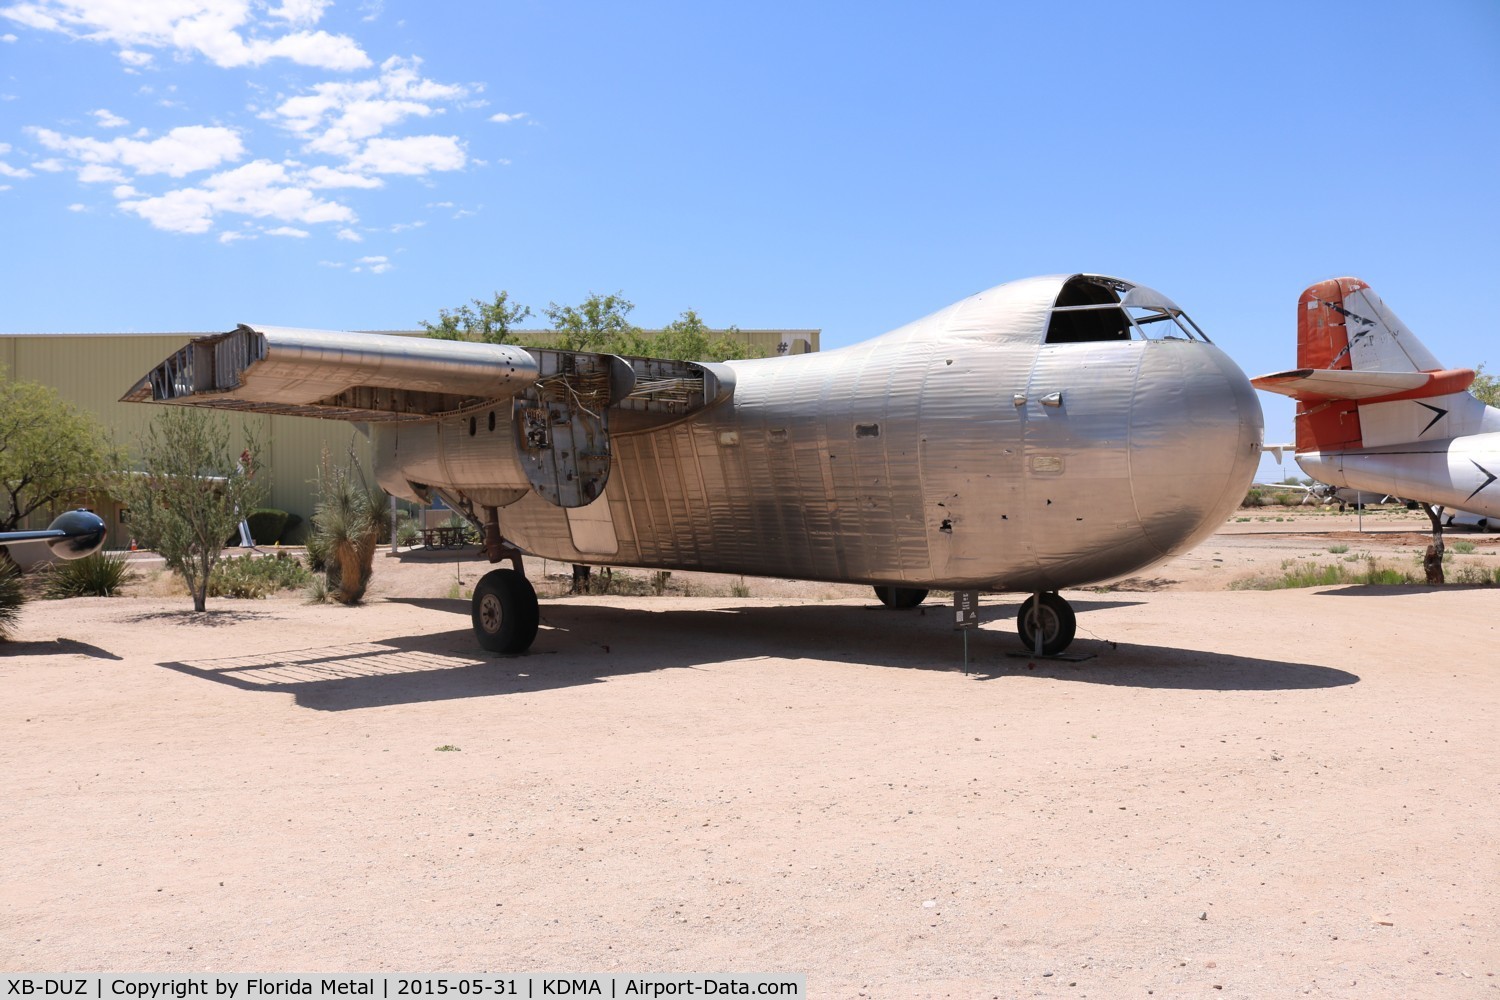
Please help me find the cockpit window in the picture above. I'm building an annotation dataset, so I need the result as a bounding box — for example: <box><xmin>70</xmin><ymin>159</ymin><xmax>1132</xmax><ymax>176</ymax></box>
<box><xmin>1045</xmin><ymin>275</ymin><xmax>1211</xmax><ymax>344</ymax></box>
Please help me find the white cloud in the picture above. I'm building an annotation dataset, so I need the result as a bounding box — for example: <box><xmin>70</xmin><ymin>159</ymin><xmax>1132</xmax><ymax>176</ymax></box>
<box><xmin>30</xmin><ymin>124</ymin><xmax>245</xmax><ymax>177</ymax></box>
<box><xmin>67</xmin><ymin>202</ymin><xmax>86</xmax><ymax>211</ymax></box>
<box><xmin>346</xmin><ymin>134</ymin><xmax>464</xmax><ymax>175</ymax></box>
<box><xmin>111</xmin><ymin>183</ymin><xmax>138</xmax><ymax>198</ymax></box>
<box><xmin>1</xmin><ymin>0</ymin><xmax>370</xmax><ymax>70</ymax></box>
<box><xmin>268</xmin><ymin>55</ymin><xmax>466</xmax><ymax>157</ymax></box>
<box><xmin>91</xmin><ymin>108</ymin><xmax>128</xmax><ymax>128</ymax></box>
<box><xmin>0</xmin><ymin>160</ymin><xmax>33</xmax><ymax>178</ymax></box>
<box><xmin>116</xmin><ymin>157</ymin><xmax>357</xmax><ymax>233</ymax></box>
<box><xmin>302</xmin><ymin>165</ymin><xmax>383</xmax><ymax>188</ymax></box>
<box><xmin>488</xmin><ymin>111</ymin><xmax>526</xmax><ymax>124</ymax></box>
<box><xmin>0</xmin><ymin>184</ymin><xmax>11</xmax><ymax>191</ymax></box>
<box><xmin>353</xmin><ymin>254</ymin><xmax>390</xmax><ymax>273</ymax></box>
<box><xmin>34</xmin><ymin>158</ymin><xmax>66</xmax><ymax>171</ymax></box>
<box><xmin>318</xmin><ymin>259</ymin><xmax>344</xmax><ymax>267</ymax></box>
<box><xmin>358</xmin><ymin>0</ymin><xmax>382</xmax><ymax>22</ymax></box>
<box><xmin>335</xmin><ymin>227</ymin><xmax>361</xmax><ymax>241</ymax></box>
<box><xmin>266</xmin><ymin>0</ymin><xmax>329</xmax><ymax>26</ymax></box>
<box><xmin>264</xmin><ymin>225</ymin><xmax>309</xmax><ymax>237</ymax></box>
<box><xmin>218</xmin><ymin>229</ymin><xmax>250</xmax><ymax>243</ymax></box>
<box><xmin>118</xmin><ymin>48</ymin><xmax>151</xmax><ymax>66</ymax></box>
<box><xmin>2</xmin><ymin>32</ymin><xmax>17</xmax><ymax>41</ymax></box>
<box><xmin>76</xmin><ymin>163</ymin><xmax>125</xmax><ymax>183</ymax></box>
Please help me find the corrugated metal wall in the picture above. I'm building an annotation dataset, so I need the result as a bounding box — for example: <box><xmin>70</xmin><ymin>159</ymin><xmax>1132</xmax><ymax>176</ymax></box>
<box><xmin>2</xmin><ymin>333</ymin><xmax>376</xmax><ymax>544</ymax></box>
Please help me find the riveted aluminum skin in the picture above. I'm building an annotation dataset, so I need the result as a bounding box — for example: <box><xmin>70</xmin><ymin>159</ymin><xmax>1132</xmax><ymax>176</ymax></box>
<box><xmin>487</xmin><ymin>274</ymin><xmax>1264</xmax><ymax>590</ymax></box>
<box><xmin>129</xmin><ymin>273</ymin><xmax>1264</xmax><ymax>593</ymax></box>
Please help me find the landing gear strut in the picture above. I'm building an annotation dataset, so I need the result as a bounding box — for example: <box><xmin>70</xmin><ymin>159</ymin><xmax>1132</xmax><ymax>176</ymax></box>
<box><xmin>472</xmin><ymin>569</ymin><xmax>540</xmax><ymax>653</ymax></box>
<box><xmin>874</xmin><ymin>585</ymin><xmax>928</xmax><ymax>608</ymax></box>
<box><xmin>471</xmin><ymin>505</ymin><xmax>539</xmax><ymax>653</ymax></box>
<box><xmin>1017</xmin><ymin>592</ymin><xmax>1076</xmax><ymax>656</ymax></box>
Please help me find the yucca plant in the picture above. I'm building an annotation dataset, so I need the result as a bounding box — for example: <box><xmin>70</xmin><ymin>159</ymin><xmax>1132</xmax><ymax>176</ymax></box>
<box><xmin>43</xmin><ymin>551</ymin><xmax>136</xmax><ymax>598</ymax></box>
<box><xmin>0</xmin><ymin>560</ymin><xmax>25</xmax><ymax>640</ymax></box>
<box><xmin>309</xmin><ymin>457</ymin><xmax>391</xmax><ymax>605</ymax></box>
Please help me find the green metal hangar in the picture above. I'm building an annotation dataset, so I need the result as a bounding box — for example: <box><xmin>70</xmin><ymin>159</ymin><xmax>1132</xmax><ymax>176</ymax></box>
<box><xmin>0</xmin><ymin>327</ymin><xmax>819</xmax><ymax>549</ymax></box>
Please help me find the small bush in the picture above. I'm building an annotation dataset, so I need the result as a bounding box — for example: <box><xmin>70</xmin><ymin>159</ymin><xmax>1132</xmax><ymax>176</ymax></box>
<box><xmin>396</xmin><ymin>519</ymin><xmax>420</xmax><ymax>547</ymax></box>
<box><xmin>245</xmin><ymin>509</ymin><xmax>289</xmax><ymax>545</ymax></box>
<box><xmin>44</xmin><ymin>551</ymin><xmax>136</xmax><ymax>598</ymax></box>
<box><xmin>0</xmin><ymin>561</ymin><xmax>25</xmax><ymax>639</ymax></box>
<box><xmin>304</xmin><ymin>530</ymin><xmax>331</xmax><ymax>571</ymax></box>
<box><xmin>1328</xmin><ymin>544</ymin><xmax>1349</xmax><ymax>554</ymax></box>
<box><xmin>1451</xmin><ymin>540</ymin><xmax>1476</xmax><ymax>554</ymax></box>
<box><xmin>209</xmin><ymin>553</ymin><xmax>312</xmax><ymax>598</ymax></box>
<box><xmin>1232</xmin><ymin>559</ymin><xmax>1418</xmax><ymax>590</ymax></box>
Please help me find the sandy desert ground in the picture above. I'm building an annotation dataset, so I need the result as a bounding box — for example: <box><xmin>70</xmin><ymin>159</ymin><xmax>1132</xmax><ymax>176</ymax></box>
<box><xmin>2</xmin><ymin>509</ymin><xmax>1497</xmax><ymax>997</ymax></box>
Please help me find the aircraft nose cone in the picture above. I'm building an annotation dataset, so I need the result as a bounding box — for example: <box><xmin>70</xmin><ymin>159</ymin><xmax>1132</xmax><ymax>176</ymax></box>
<box><xmin>1130</xmin><ymin>343</ymin><xmax>1263</xmax><ymax>556</ymax></box>
<box><xmin>47</xmin><ymin>509</ymin><xmax>108</xmax><ymax>560</ymax></box>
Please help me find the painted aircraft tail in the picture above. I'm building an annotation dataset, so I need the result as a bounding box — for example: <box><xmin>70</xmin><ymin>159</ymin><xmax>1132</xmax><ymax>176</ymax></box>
<box><xmin>1252</xmin><ymin>277</ymin><xmax>1482</xmax><ymax>453</ymax></box>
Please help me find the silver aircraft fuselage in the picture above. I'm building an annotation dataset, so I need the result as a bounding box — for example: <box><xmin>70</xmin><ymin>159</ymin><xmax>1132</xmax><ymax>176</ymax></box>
<box><xmin>365</xmin><ymin>274</ymin><xmax>1264</xmax><ymax>591</ymax></box>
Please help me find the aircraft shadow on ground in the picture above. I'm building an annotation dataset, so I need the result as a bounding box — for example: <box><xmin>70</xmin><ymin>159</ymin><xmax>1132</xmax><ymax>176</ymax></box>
<box><xmin>155</xmin><ymin>597</ymin><xmax>1357</xmax><ymax>711</ymax></box>
<box><xmin>5</xmin><ymin>637</ymin><xmax>123</xmax><ymax>660</ymax></box>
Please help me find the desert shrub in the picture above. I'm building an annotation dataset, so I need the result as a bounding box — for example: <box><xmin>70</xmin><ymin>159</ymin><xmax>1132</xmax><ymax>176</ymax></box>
<box><xmin>396</xmin><ymin>519</ymin><xmax>420</xmax><ymax>547</ymax></box>
<box><xmin>1451</xmin><ymin>540</ymin><xmax>1476</xmax><ymax>554</ymax></box>
<box><xmin>1242</xmin><ymin>488</ymin><xmax>1264</xmax><ymax>507</ymax></box>
<box><xmin>1231</xmin><ymin>559</ymin><xmax>1417</xmax><ymax>590</ymax></box>
<box><xmin>304</xmin><ymin>530</ymin><xmax>330</xmax><ymax>572</ymax></box>
<box><xmin>245</xmin><ymin>508</ymin><xmax>289</xmax><ymax>544</ymax></box>
<box><xmin>308</xmin><ymin>458</ymin><xmax>391</xmax><ymax>604</ymax></box>
<box><xmin>444</xmin><ymin>513</ymin><xmax>481</xmax><ymax>546</ymax></box>
<box><xmin>209</xmin><ymin>553</ymin><xmax>312</xmax><ymax>598</ymax></box>
<box><xmin>43</xmin><ymin>551</ymin><xmax>136</xmax><ymax>598</ymax></box>
<box><xmin>0</xmin><ymin>561</ymin><xmax>24</xmax><ymax>639</ymax></box>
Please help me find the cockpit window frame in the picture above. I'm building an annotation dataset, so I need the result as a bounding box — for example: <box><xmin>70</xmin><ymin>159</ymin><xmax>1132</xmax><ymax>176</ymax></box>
<box><xmin>1047</xmin><ymin>302</ymin><xmax>1213</xmax><ymax>345</ymax></box>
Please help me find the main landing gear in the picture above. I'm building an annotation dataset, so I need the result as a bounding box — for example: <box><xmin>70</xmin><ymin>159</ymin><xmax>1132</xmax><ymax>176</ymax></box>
<box><xmin>1017</xmin><ymin>592</ymin><xmax>1076</xmax><ymax>656</ymax></box>
<box><xmin>873</xmin><ymin>585</ymin><xmax>928</xmax><ymax>608</ymax></box>
<box><xmin>472</xmin><ymin>569</ymin><xmax>540</xmax><ymax>653</ymax></box>
<box><xmin>470</xmin><ymin>504</ymin><xmax>541</xmax><ymax>654</ymax></box>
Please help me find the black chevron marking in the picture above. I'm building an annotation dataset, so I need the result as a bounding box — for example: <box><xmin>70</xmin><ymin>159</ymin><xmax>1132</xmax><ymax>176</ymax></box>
<box><xmin>1417</xmin><ymin>401</ymin><xmax>1447</xmax><ymax>436</ymax></box>
<box><xmin>1466</xmin><ymin>461</ymin><xmax>1497</xmax><ymax>502</ymax></box>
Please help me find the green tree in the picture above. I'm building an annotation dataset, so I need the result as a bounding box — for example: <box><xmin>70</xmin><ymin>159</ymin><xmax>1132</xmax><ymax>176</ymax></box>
<box><xmin>1473</xmin><ymin>363</ymin><xmax>1498</xmax><ymax>407</ymax></box>
<box><xmin>653</xmin><ymin>309</ymin><xmax>760</xmax><ymax>361</ymax></box>
<box><xmin>117</xmin><ymin>408</ymin><xmax>267</xmax><ymax>613</ymax></box>
<box><xmin>543</xmin><ymin>292</ymin><xmax>646</xmax><ymax>353</ymax></box>
<box><xmin>0</xmin><ymin>366</ymin><xmax>112</xmax><ymax>534</ymax></box>
<box><xmin>422</xmin><ymin>291</ymin><xmax>764</xmax><ymax>361</ymax></box>
<box><xmin>419</xmin><ymin>291</ymin><xmax>532</xmax><ymax>343</ymax></box>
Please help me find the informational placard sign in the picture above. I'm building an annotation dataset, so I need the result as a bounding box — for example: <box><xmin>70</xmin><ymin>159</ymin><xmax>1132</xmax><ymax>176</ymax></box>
<box><xmin>953</xmin><ymin>590</ymin><xmax>979</xmax><ymax>629</ymax></box>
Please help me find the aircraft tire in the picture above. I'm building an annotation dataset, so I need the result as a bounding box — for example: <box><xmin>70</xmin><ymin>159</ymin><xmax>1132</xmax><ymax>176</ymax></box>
<box><xmin>874</xmin><ymin>586</ymin><xmax>928</xmax><ymax>609</ymax></box>
<box><xmin>1017</xmin><ymin>592</ymin><xmax>1075</xmax><ymax>656</ymax></box>
<box><xmin>472</xmin><ymin>568</ymin><xmax>539</xmax><ymax>654</ymax></box>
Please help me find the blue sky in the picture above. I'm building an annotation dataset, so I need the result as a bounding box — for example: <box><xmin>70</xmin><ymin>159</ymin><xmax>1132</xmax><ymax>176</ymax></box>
<box><xmin>1</xmin><ymin>0</ymin><xmax>1497</xmax><ymax>476</ymax></box>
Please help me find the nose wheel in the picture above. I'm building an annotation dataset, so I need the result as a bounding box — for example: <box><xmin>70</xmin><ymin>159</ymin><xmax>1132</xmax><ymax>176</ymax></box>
<box><xmin>472</xmin><ymin>568</ymin><xmax>540</xmax><ymax>653</ymax></box>
<box><xmin>1017</xmin><ymin>592</ymin><xmax>1076</xmax><ymax>656</ymax></box>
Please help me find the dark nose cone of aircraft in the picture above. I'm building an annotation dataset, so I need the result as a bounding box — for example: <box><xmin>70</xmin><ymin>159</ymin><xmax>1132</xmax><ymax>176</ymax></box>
<box><xmin>47</xmin><ymin>509</ymin><xmax>108</xmax><ymax>560</ymax></box>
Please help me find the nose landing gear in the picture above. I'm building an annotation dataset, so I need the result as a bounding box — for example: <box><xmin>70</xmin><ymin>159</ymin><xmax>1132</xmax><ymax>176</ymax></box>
<box><xmin>1017</xmin><ymin>592</ymin><xmax>1076</xmax><ymax>656</ymax></box>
